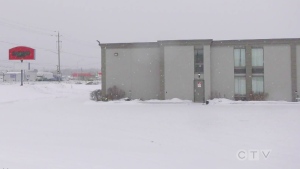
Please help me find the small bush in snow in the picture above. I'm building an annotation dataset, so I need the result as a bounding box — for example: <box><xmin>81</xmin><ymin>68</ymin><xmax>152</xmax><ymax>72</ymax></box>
<box><xmin>106</xmin><ymin>86</ymin><xmax>125</xmax><ymax>100</ymax></box>
<box><xmin>249</xmin><ymin>92</ymin><xmax>268</xmax><ymax>101</ymax></box>
<box><xmin>90</xmin><ymin>89</ymin><xmax>102</xmax><ymax>101</ymax></box>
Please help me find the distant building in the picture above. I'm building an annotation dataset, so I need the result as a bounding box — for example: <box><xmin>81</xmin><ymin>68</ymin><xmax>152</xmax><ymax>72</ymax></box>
<box><xmin>0</xmin><ymin>72</ymin><xmax>4</xmax><ymax>82</ymax></box>
<box><xmin>100</xmin><ymin>38</ymin><xmax>300</xmax><ymax>102</ymax></box>
<box><xmin>4</xmin><ymin>72</ymin><xmax>22</xmax><ymax>82</ymax></box>
<box><xmin>96</xmin><ymin>72</ymin><xmax>102</xmax><ymax>80</ymax></box>
<box><xmin>26</xmin><ymin>70</ymin><xmax>38</xmax><ymax>81</ymax></box>
<box><xmin>2</xmin><ymin>70</ymin><xmax>55</xmax><ymax>82</ymax></box>
<box><xmin>72</xmin><ymin>73</ymin><xmax>93</xmax><ymax>80</ymax></box>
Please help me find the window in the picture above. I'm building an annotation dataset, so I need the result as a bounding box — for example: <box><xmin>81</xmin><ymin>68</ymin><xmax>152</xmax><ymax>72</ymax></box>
<box><xmin>235</xmin><ymin>76</ymin><xmax>246</xmax><ymax>95</ymax></box>
<box><xmin>195</xmin><ymin>65</ymin><xmax>204</xmax><ymax>73</ymax></box>
<box><xmin>252</xmin><ymin>49</ymin><xmax>264</xmax><ymax>94</ymax></box>
<box><xmin>195</xmin><ymin>49</ymin><xmax>204</xmax><ymax>74</ymax></box>
<box><xmin>252</xmin><ymin>76</ymin><xmax>264</xmax><ymax>93</ymax></box>
<box><xmin>252</xmin><ymin>48</ymin><xmax>264</xmax><ymax>67</ymax></box>
<box><xmin>195</xmin><ymin>49</ymin><xmax>203</xmax><ymax>64</ymax></box>
<box><xmin>234</xmin><ymin>49</ymin><xmax>245</xmax><ymax>67</ymax></box>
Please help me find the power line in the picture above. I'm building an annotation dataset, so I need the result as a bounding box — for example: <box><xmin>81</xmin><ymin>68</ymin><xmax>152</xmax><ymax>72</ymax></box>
<box><xmin>0</xmin><ymin>22</ymin><xmax>52</xmax><ymax>36</ymax></box>
<box><xmin>60</xmin><ymin>51</ymin><xmax>99</xmax><ymax>59</ymax></box>
<box><xmin>62</xmin><ymin>35</ymin><xmax>97</xmax><ymax>48</ymax></box>
<box><xmin>0</xmin><ymin>17</ymin><xmax>55</xmax><ymax>33</ymax></box>
<box><xmin>0</xmin><ymin>17</ymin><xmax>98</xmax><ymax>49</ymax></box>
<box><xmin>0</xmin><ymin>17</ymin><xmax>101</xmax><ymax>62</ymax></box>
<box><xmin>0</xmin><ymin>40</ymin><xmax>57</xmax><ymax>54</ymax></box>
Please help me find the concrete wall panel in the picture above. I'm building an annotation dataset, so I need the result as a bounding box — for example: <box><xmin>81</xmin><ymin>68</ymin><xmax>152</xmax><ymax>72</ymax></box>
<box><xmin>131</xmin><ymin>48</ymin><xmax>161</xmax><ymax>100</ymax></box>
<box><xmin>164</xmin><ymin>46</ymin><xmax>194</xmax><ymax>100</ymax></box>
<box><xmin>105</xmin><ymin>48</ymin><xmax>160</xmax><ymax>100</ymax></box>
<box><xmin>204</xmin><ymin>45</ymin><xmax>211</xmax><ymax>100</ymax></box>
<box><xmin>264</xmin><ymin>45</ymin><xmax>292</xmax><ymax>101</ymax></box>
<box><xmin>211</xmin><ymin>47</ymin><xmax>235</xmax><ymax>99</ymax></box>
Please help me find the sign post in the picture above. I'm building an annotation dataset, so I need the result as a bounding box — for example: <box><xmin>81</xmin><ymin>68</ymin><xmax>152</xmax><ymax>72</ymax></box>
<box><xmin>21</xmin><ymin>60</ymin><xmax>23</xmax><ymax>86</ymax></box>
<box><xmin>9</xmin><ymin>46</ymin><xmax>35</xmax><ymax>86</ymax></box>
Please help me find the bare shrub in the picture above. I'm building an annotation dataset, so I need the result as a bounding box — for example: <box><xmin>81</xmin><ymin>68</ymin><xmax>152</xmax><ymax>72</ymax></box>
<box><xmin>234</xmin><ymin>95</ymin><xmax>247</xmax><ymax>101</ymax></box>
<box><xmin>106</xmin><ymin>86</ymin><xmax>125</xmax><ymax>100</ymax></box>
<box><xmin>249</xmin><ymin>92</ymin><xmax>268</xmax><ymax>101</ymax></box>
<box><xmin>90</xmin><ymin>89</ymin><xmax>102</xmax><ymax>101</ymax></box>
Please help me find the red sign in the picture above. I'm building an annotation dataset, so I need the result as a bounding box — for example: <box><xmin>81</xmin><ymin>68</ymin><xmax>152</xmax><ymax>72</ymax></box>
<box><xmin>9</xmin><ymin>46</ymin><xmax>35</xmax><ymax>60</ymax></box>
<box><xmin>72</xmin><ymin>73</ymin><xmax>93</xmax><ymax>77</ymax></box>
<box><xmin>197</xmin><ymin>82</ymin><xmax>202</xmax><ymax>87</ymax></box>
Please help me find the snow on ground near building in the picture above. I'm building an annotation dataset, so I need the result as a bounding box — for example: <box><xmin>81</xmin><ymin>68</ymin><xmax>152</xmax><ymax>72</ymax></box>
<box><xmin>0</xmin><ymin>82</ymin><xmax>299</xmax><ymax>169</ymax></box>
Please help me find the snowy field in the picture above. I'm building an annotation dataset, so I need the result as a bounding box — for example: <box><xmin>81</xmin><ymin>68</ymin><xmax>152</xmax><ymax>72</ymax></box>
<box><xmin>0</xmin><ymin>82</ymin><xmax>299</xmax><ymax>169</ymax></box>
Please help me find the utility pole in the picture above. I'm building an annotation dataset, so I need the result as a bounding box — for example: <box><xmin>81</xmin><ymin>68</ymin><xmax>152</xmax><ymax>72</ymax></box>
<box><xmin>52</xmin><ymin>31</ymin><xmax>62</xmax><ymax>82</ymax></box>
<box><xmin>57</xmin><ymin>31</ymin><xmax>61</xmax><ymax>82</ymax></box>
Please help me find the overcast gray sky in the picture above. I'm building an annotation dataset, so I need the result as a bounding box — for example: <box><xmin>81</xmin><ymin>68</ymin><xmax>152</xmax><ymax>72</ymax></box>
<box><xmin>1</xmin><ymin>0</ymin><xmax>299</xmax><ymax>71</ymax></box>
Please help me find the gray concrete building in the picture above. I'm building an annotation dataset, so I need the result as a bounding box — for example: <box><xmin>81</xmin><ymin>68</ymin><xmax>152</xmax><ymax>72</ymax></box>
<box><xmin>100</xmin><ymin>38</ymin><xmax>300</xmax><ymax>102</ymax></box>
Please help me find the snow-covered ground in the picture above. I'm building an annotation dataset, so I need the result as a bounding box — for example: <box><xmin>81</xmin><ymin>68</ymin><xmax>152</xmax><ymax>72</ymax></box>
<box><xmin>0</xmin><ymin>82</ymin><xmax>299</xmax><ymax>169</ymax></box>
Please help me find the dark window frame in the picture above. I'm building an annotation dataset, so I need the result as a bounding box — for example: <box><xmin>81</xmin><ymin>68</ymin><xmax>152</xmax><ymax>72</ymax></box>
<box><xmin>252</xmin><ymin>67</ymin><xmax>264</xmax><ymax>74</ymax></box>
<box><xmin>234</xmin><ymin>67</ymin><xmax>246</xmax><ymax>74</ymax></box>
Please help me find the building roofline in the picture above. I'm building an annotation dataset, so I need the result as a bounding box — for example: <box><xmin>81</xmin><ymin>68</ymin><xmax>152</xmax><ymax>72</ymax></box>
<box><xmin>212</xmin><ymin>38</ymin><xmax>300</xmax><ymax>46</ymax></box>
<box><xmin>158</xmin><ymin>39</ymin><xmax>213</xmax><ymax>46</ymax></box>
<box><xmin>100</xmin><ymin>42</ymin><xmax>159</xmax><ymax>49</ymax></box>
<box><xmin>100</xmin><ymin>38</ymin><xmax>300</xmax><ymax>48</ymax></box>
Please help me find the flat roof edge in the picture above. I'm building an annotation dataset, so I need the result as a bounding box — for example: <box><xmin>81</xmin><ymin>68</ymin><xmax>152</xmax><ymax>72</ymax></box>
<box><xmin>212</xmin><ymin>38</ymin><xmax>300</xmax><ymax>46</ymax></box>
<box><xmin>100</xmin><ymin>38</ymin><xmax>300</xmax><ymax>48</ymax></box>
<box><xmin>100</xmin><ymin>42</ymin><xmax>159</xmax><ymax>48</ymax></box>
<box><xmin>158</xmin><ymin>39</ymin><xmax>213</xmax><ymax>46</ymax></box>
